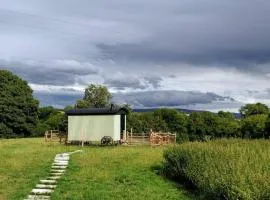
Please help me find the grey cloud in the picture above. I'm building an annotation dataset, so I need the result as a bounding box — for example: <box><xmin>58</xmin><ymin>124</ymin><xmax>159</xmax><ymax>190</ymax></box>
<box><xmin>34</xmin><ymin>92</ymin><xmax>82</xmax><ymax>108</ymax></box>
<box><xmin>34</xmin><ymin>89</ymin><xmax>236</xmax><ymax>109</ymax></box>
<box><xmin>93</xmin><ymin>0</ymin><xmax>270</xmax><ymax>72</ymax></box>
<box><xmin>97</xmin><ymin>44</ymin><xmax>270</xmax><ymax>73</ymax></box>
<box><xmin>143</xmin><ymin>76</ymin><xmax>162</xmax><ymax>89</ymax></box>
<box><xmin>103</xmin><ymin>73</ymin><xmax>162</xmax><ymax>90</ymax></box>
<box><xmin>0</xmin><ymin>59</ymin><xmax>100</xmax><ymax>86</ymax></box>
<box><xmin>104</xmin><ymin>75</ymin><xmax>146</xmax><ymax>90</ymax></box>
<box><xmin>113</xmin><ymin>91</ymin><xmax>234</xmax><ymax>108</ymax></box>
<box><xmin>1</xmin><ymin>0</ymin><xmax>270</xmax><ymax>110</ymax></box>
<box><xmin>2</xmin><ymin>0</ymin><xmax>270</xmax><ymax>70</ymax></box>
<box><xmin>252</xmin><ymin>89</ymin><xmax>270</xmax><ymax>99</ymax></box>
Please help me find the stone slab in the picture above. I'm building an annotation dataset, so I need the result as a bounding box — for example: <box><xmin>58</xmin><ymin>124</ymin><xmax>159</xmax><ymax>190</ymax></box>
<box><xmin>47</xmin><ymin>176</ymin><xmax>61</xmax><ymax>180</ymax></box>
<box><xmin>51</xmin><ymin>166</ymin><xmax>67</xmax><ymax>169</ymax></box>
<box><xmin>36</xmin><ymin>184</ymin><xmax>56</xmax><ymax>189</ymax></box>
<box><xmin>26</xmin><ymin>195</ymin><xmax>51</xmax><ymax>200</ymax></box>
<box><xmin>50</xmin><ymin>169</ymin><xmax>65</xmax><ymax>173</ymax></box>
<box><xmin>31</xmin><ymin>188</ymin><xmax>54</xmax><ymax>194</ymax></box>
<box><xmin>40</xmin><ymin>180</ymin><xmax>57</xmax><ymax>184</ymax></box>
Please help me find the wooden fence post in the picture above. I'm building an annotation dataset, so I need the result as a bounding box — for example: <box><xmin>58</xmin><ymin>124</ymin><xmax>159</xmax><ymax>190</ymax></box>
<box><xmin>131</xmin><ymin>128</ymin><xmax>133</xmax><ymax>145</ymax></box>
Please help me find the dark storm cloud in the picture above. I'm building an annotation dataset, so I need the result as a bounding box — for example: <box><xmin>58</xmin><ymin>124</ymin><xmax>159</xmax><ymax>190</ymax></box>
<box><xmin>1</xmin><ymin>0</ymin><xmax>270</xmax><ymax>109</ymax></box>
<box><xmin>35</xmin><ymin>89</ymin><xmax>235</xmax><ymax>109</ymax></box>
<box><xmin>0</xmin><ymin>59</ymin><xmax>100</xmax><ymax>86</ymax></box>
<box><xmin>95</xmin><ymin>0</ymin><xmax>270</xmax><ymax>71</ymax></box>
<box><xmin>98</xmin><ymin>44</ymin><xmax>270</xmax><ymax>68</ymax></box>
<box><xmin>113</xmin><ymin>91</ymin><xmax>234</xmax><ymax>108</ymax></box>
<box><xmin>2</xmin><ymin>0</ymin><xmax>270</xmax><ymax>71</ymax></box>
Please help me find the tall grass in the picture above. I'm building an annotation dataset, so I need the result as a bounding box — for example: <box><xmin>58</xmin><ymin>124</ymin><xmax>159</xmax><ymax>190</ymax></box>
<box><xmin>163</xmin><ymin>139</ymin><xmax>270</xmax><ymax>200</ymax></box>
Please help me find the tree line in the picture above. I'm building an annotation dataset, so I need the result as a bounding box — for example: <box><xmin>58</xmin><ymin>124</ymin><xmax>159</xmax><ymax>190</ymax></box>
<box><xmin>127</xmin><ymin>103</ymin><xmax>270</xmax><ymax>142</ymax></box>
<box><xmin>1</xmin><ymin>69</ymin><xmax>270</xmax><ymax>142</ymax></box>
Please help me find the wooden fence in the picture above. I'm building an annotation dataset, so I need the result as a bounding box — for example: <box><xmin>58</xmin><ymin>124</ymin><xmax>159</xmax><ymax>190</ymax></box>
<box><xmin>44</xmin><ymin>130</ymin><xmax>67</xmax><ymax>144</ymax></box>
<box><xmin>126</xmin><ymin>129</ymin><xmax>176</xmax><ymax>146</ymax></box>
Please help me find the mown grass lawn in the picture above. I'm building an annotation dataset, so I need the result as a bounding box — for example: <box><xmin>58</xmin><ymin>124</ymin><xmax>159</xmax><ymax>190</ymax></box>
<box><xmin>0</xmin><ymin>138</ymin><xmax>191</xmax><ymax>200</ymax></box>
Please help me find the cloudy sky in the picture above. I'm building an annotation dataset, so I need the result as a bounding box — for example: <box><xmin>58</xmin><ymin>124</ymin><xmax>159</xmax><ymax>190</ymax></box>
<box><xmin>1</xmin><ymin>0</ymin><xmax>270</xmax><ymax>112</ymax></box>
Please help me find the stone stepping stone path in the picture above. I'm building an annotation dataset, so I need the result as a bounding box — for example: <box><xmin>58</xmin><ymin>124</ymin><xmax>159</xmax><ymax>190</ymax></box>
<box><xmin>24</xmin><ymin>150</ymin><xmax>82</xmax><ymax>200</ymax></box>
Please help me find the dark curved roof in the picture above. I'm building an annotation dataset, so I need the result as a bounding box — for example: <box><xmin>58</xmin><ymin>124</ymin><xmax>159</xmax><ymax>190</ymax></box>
<box><xmin>65</xmin><ymin>107</ymin><xmax>128</xmax><ymax>116</ymax></box>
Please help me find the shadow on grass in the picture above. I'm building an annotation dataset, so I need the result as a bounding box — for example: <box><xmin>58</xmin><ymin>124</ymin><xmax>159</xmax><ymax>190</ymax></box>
<box><xmin>150</xmin><ymin>163</ymin><xmax>205</xmax><ymax>200</ymax></box>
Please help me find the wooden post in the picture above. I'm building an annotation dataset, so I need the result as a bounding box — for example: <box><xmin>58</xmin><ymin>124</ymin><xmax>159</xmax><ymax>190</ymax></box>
<box><xmin>50</xmin><ymin>130</ymin><xmax>52</xmax><ymax>144</ymax></box>
<box><xmin>44</xmin><ymin>131</ymin><xmax>47</xmax><ymax>142</ymax></box>
<box><xmin>130</xmin><ymin>128</ymin><xmax>133</xmax><ymax>145</ymax></box>
<box><xmin>123</xmin><ymin>130</ymin><xmax>126</xmax><ymax>141</ymax></box>
<box><xmin>124</xmin><ymin>115</ymin><xmax>127</xmax><ymax>139</ymax></box>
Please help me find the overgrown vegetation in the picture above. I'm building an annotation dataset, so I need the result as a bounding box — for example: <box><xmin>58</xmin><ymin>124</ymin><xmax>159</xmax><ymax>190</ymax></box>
<box><xmin>162</xmin><ymin>139</ymin><xmax>270</xmax><ymax>200</ymax></box>
<box><xmin>0</xmin><ymin>138</ymin><xmax>191</xmax><ymax>200</ymax></box>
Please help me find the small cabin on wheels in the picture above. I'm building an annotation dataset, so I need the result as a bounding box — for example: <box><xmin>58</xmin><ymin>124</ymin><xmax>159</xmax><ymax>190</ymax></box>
<box><xmin>65</xmin><ymin>106</ymin><xmax>128</xmax><ymax>143</ymax></box>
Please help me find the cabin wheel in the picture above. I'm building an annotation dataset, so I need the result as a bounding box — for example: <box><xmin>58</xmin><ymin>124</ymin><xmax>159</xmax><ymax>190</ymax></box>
<box><xmin>101</xmin><ymin>136</ymin><xmax>113</xmax><ymax>145</ymax></box>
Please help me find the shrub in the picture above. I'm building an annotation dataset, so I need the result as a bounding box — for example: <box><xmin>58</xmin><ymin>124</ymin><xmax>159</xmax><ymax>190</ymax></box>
<box><xmin>162</xmin><ymin>140</ymin><xmax>270</xmax><ymax>200</ymax></box>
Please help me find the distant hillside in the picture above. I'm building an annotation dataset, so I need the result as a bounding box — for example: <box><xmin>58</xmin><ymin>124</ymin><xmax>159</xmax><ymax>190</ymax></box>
<box><xmin>133</xmin><ymin>108</ymin><xmax>241</xmax><ymax>118</ymax></box>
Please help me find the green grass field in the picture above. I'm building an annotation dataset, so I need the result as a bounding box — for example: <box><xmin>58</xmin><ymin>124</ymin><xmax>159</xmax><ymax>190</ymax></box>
<box><xmin>0</xmin><ymin>138</ymin><xmax>191</xmax><ymax>200</ymax></box>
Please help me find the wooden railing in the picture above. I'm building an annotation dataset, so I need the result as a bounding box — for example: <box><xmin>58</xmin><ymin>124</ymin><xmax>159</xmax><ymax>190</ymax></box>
<box><xmin>126</xmin><ymin>129</ymin><xmax>176</xmax><ymax>146</ymax></box>
<box><xmin>44</xmin><ymin>130</ymin><xmax>67</xmax><ymax>144</ymax></box>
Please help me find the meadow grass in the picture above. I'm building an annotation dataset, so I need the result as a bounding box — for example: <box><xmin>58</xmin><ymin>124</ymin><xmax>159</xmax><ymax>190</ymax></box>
<box><xmin>0</xmin><ymin>138</ymin><xmax>191</xmax><ymax>200</ymax></box>
<box><xmin>0</xmin><ymin>138</ymin><xmax>79</xmax><ymax>200</ymax></box>
<box><xmin>163</xmin><ymin>139</ymin><xmax>270</xmax><ymax>200</ymax></box>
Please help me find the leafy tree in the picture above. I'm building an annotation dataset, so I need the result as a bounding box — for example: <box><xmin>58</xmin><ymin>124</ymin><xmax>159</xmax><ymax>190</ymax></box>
<box><xmin>0</xmin><ymin>123</ymin><xmax>13</xmax><ymax>138</ymax></box>
<box><xmin>264</xmin><ymin>114</ymin><xmax>270</xmax><ymax>138</ymax></box>
<box><xmin>153</xmin><ymin>109</ymin><xmax>188</xmax><ymax>141</ymax></box>
<box><xmin>126</xmin><ymin>112</ymin><xmax>168</xmax><ymax>134</ymax></box>
<box><xmin>217</xmin><ymin>111</ymin><xmax>235</xmax><ymax>120</ymax></box>
<box><xmin>38</xmin><ymin>106</ymin><xmax>58</xmax><ymax>122</ymax></box>
<box><xmin>0</xmin><ymin>70</ymin><xmax>39</xmax><ymax>138</ymax></box>
<box><xmin>241</xmin><ymin>114</ymin><xmax>268</xmax><ymax>138</ymax></box>
<box><xmin>216</xmin><ymin>111</ymin><xmax>240</xmax><ymax>137</ymax></box>
<box><xmin>188</xmin><ymin>112</ymin><xmax>218</xmax><ymax>141</ymax></box>
<box><xmin>126</xmin><ymin>112</ymin><xmax>143</xmax><ymax>133</ymax></box>
<box><xmin>215</xmin><ymin>117</ymin><xmax>241</xmax><ymax>138</ymax></box>
<box><xmin>240</xmin><ymin>103</ymin><xmax>269</xmax><ymax>118</ymax></box>
<box><xmin>46</xmin><ymin>112</ymin><xmax>66</xmax><ymax>131</ymax></box>
<box><xmin>75</xmin><ymin>84</ymin><xmax>112</xmax><ymax>108</ymax></box>
<box><xmin>141</xmin><ymin>112</ymin><xmax>168</xmax><ymax>133</ymax></box>
<box><xmin>33</xmin><ymin>122</ymin><xmax>49</xmax><ymax>137</ymax></box>
<box><xmin>75</xmin><ymin>99</ymin><xmax>90</xmax><ymax>109</ymax></box>
<box><xmin>64</xmin><ymin>105</ymin><xmax>74</xmax><ymax>111</ymax></box>
<box><xmin>58</xmin><ymin>115</ymin><xmax>68</xmax><ymax>133</ymax></box>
